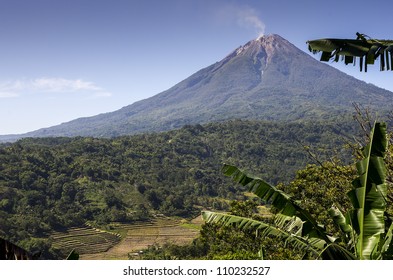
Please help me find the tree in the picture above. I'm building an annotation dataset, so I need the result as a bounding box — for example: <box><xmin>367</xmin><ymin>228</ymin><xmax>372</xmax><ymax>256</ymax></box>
<box><xmin>203</xmin><ymin>122</ymin><xmax>393</xmax><ymax>259</ymax></box>
<box><xmin>307</xmin><ymin>32</ymin><xmax>393</xmax><ymax>72</ymax></box>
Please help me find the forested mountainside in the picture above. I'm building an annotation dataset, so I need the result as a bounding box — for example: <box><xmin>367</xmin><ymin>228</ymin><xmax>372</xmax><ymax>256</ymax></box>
<box><xmin>0</xmin><ymin>118</ymin><xmax>360</xmax><ymax>258</ymax></box>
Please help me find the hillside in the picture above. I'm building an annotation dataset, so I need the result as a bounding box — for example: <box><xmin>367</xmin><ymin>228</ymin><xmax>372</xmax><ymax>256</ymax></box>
<box><xmin>1</xmin><ymin>34</ymin><xmax>392</xmax><ymax>141</ymax></box>
<box><xmin>0</xmin><ymin>119</ymin><xmax>357</xmax><ymax>258</ymax></box>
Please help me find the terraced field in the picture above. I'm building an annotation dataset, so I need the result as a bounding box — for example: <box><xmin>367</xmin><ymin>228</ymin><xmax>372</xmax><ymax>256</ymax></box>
<box><xmin>80</xmin><ymin>216</ymin><xmax>202</xmax><ymax>260</ymax></box>
<box><xmin>51</xmin><ymin>224</ymin><xmax>121</xmax><ymax>256</ymax></box>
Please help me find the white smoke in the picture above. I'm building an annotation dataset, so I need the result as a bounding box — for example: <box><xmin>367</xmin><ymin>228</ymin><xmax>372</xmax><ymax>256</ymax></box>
<box><xmin>218</xmin><ymin>4</ymin><xmax>266</xmax><ymax>38</ymax></box>
<box><xmin>236</xmin><ymin>6</ymin><xmax>265</xmax><ymax>38</ymax></box>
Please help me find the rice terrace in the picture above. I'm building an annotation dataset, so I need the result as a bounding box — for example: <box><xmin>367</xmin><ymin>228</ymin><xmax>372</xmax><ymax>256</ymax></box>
<box><xmin>50</xmin><ymin>216</ymin><xmax>202</xmax><ymax>260</ymax></box>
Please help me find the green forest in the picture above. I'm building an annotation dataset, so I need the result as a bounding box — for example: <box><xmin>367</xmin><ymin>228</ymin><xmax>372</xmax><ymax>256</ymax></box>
<box><xmin>0</xmin><ymin>116</ymin><xmax>384</xmax><ymax>259</ymax></box>
<box><xmin>138</xmin><ymin>119</ymin><xmax>393</xmax><ymax>260</ymax></box>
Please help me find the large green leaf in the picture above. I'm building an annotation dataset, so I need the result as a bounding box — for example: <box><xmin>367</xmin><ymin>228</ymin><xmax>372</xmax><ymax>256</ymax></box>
<box><xmin>346</xmin><ymin>122</ymin><xmax>388</xmax><ymax>259</ymax></box>
<box><xmin>222</xmin><ymin>164</ymin><xmax>330</xmax><ymax>242</ymax></box>
<box><xmin>319</xmin><ymin>243</ymin><xmax>356</xmax><ymax>260</ymax></box>
<box><xmin>307</xmin><ymin>33</ymin><xmax>393</xmax><ymax>71</ymax></box>
<box><xmin>380</xmin><ymin>221</ymin><xmax>393</xmax><ymax>258</ymax></box>
<box><xmin>329</xmin><ymin>205</ymin><xmax>355</xmax><ymax>247</ymax></box>
<box><xmin>202</xmin><ymin>211</ymin><xmax>323</xmax><ymax>257</ymax></box>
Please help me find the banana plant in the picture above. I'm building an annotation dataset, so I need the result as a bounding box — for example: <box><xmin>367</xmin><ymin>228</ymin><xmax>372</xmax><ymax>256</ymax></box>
<box><xmin>0</xmin><ymin>236</ymin><xmax>79</xmax><ymax>260</ymax></box>
<box><xmin>202</xmin><ymin>167</ymin><xmax>354</xmax><ymax>259</ymax></box>
<box><xmin>0</xmin><ymin>237</ymin><xmax>37</xmax><ymax>260</ymax></box>
<box><xmin>203</xmin><ymin>122</ymin><xmax>393</xmax><ymax>259</ymax></box>
<box><xmin>307</xmin><ymin>33</ymin><xmax>393</xmax><ymax>72</ymax></box>
<box><xmin>345</xmin><ymin>122</ymin><xmax>390</xmax><ymax>259</ymax></box>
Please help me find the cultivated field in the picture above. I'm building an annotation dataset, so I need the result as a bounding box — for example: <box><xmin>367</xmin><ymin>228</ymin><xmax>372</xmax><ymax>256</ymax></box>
<box><xmin>51</xmin><ymin>224</ymin><xmax>121</xmax><ymax>256</ymax></box>
<box><xmin>79</xmin><ymin>216</ymin><xmax>202</xmax><ymax>260</ymax></box>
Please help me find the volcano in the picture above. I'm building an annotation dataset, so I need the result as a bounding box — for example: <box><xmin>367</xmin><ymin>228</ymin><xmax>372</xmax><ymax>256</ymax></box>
<box><xmin>2</xmin><ymin>34</ymin><xmax>393</xmax><ymax>140</ymax></box>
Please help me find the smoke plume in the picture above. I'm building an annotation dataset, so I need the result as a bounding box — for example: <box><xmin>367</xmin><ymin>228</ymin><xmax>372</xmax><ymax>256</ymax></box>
<box><xmin>218</xmin><ymin>4</ymin><xmax>266</xmax><ymax>38</ymax></box>
<box><xmin>236</xmin><ymin>6</ymin><xmax>265</xmax><ymax>37</ymax></box>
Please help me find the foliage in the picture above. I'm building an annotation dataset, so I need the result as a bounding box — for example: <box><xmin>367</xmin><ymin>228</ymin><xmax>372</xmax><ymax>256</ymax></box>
<box><xmin>0</xmin><ymin>236</ymin><xmax>78</xmax><ymax>260</ymax></box>
<box><xmin>139</xmin><ymin>201</ymin><xmax>302</xmax><ymax>260</ymax></box>
<box><xmin>0</xmin><ymin>119</ymin><xmax>355</xmax><ymax>258</ymax></box>
<box><xmin>347</xmin><ymin>122</ymin><xmax>390</xmax><ymax>259</ymax></box>
<box><xmin>281</xmin><ymin>160</ymin><xmax>354</xmax><ymax>235</ymax></box>
<box><xmin>66</xmin><ymin>249</ymin><xmax>79</xmax><ymax>260</ymax></box>
<box><xmin>197</xmin><ymin>162</ymin><xmax>356</xmax><ymax>260</ymax></box>
<box><xmin>199</xmin><ymin>200</ymin><xmax>302</xmax><ymax>260</ymax></box>
<box><xmin>203</xmin><ymin>122</ymin><xmax>393</xmax><ymax>259</ymax></box>
<box><xmin>137</xmin><ymin>241</ymin><xmax>209</xmax><ymax>260</ymax></box>
<box><xmin>0</xmin><ymin>236</ymin><xmax>38</xmax><ymax>260</ymax></box>
<box><xmin>307</xmin><ymin>32</ymin><xmax>393</xmax><ymax>72</ymax></box>
<box><xmin>203</xmin><ymin>163</ymin><xmax>334</xmax><ymax>259</ymax></box>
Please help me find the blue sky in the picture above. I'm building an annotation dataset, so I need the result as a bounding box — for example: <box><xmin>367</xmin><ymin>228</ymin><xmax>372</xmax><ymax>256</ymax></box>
<box><xmin>1</xmin><ymin>0</ymin><xmax>392</xmax><ymax>134</ymax></box>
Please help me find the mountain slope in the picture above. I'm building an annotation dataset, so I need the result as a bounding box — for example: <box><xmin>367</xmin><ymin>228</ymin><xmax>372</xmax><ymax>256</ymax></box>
<box><xmin>2</xmin><ymin>34</ymin><xmax>393</xmax><ymax>140</ymax></box>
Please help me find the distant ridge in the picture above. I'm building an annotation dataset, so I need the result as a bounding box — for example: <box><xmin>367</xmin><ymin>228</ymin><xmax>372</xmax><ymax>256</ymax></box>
<box><xmin>2</xmin><ymin>34</ymin><xmax>393</xmax><ymax>141</ymax></box>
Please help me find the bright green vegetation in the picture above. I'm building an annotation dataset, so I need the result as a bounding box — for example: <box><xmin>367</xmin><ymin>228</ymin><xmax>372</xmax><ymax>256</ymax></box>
<box><xmin>0</xmin><ymin>118</ymin><xmax>358</xmax><ymax>258</ymax></box>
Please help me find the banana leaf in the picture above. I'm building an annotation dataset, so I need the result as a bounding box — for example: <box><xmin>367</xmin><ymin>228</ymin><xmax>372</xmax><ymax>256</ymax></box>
<box><xmin>210</xmin><ymin>122</ymin><xmax>391</xmax><ymax>259</ymax></box>
<box><xmin>319</xmin><ymin>243</ymin><xmax>356</xmax><ymax>260</ymax></box>
<box><xmin>222</xmin><ymin>164</ymin><xmax>330</xmax><ymax>242</ymax></box>
<box><xmin>307</xmin><ymin>33</ymin><xmax>393</xmax><ymax>71</ymax></box>
<box><xmin>0</xmin><ymin>237</ymin><xmax>38</xmax><ymax>260</ymax></box>
<box><xmin>380</xmin><ymin>221</ymin><xmax>393</xmax><ymax>258</ymax></box>
<box><xmin>202</xmin><ymin>211</ymin><xmax>324</xmax><ymax>257</ymax></box>
<box><xmin>1</xmin><ymin>237</ymin><xmax>79</xmax><ymax>260</ymax></box>
<box><xmin>329</xmin><ymin>205</ymin><xmax>355</xmax><ymax>247</ymax></box>
<box><xmin>347</xmin><ymin>122</ymin><xmax>388</xmax><ymax>259</ymax></box>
